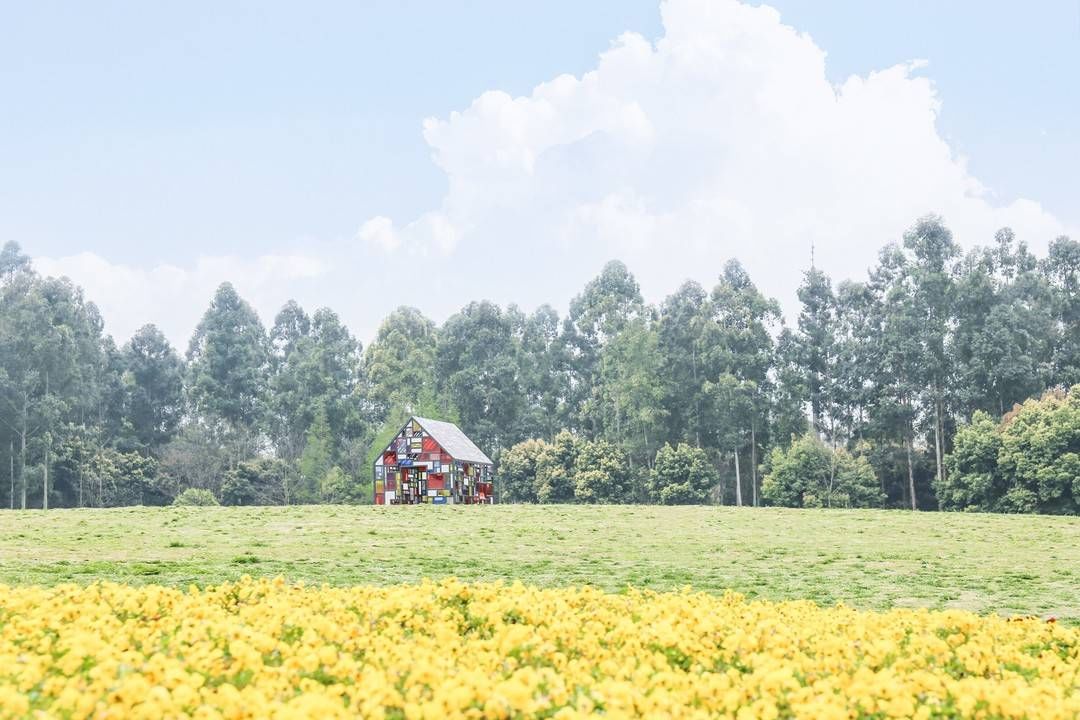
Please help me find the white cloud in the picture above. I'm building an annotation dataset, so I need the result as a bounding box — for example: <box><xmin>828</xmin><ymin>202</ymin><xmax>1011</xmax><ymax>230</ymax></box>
<box><xmin>359</xmin><ymin>0</ymin><xmax>1071</xmax><ymax>314</ymax></box>
<box><xmin>357</xmin><ymin>216</ymin><xmax>399</xmax><ymax>253</ymax></box>
<box><xmin>358</xmin><ymin>211</ymin><xmax>460</xmax><ymax>256</ymax></box>
<box><xmin>31</xmin><ymin>0</ymin><xmax>1074</xmax><ymax>351</ymax></box>
<box><xmin>32</xmin><ymin>252</ymin><xmax>328</xmax><ymax>349</ymax></box>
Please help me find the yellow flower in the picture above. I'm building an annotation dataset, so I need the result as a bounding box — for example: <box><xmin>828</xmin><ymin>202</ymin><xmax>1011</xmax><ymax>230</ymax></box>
<box><xmin>0</xmin><ymin>578</ymin><xmax>1076</xmax><ymax>719</ymax></box>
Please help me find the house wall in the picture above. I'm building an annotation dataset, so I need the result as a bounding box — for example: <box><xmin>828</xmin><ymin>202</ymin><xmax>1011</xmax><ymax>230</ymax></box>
<box><xmin>373</xmin><ymin>418</ymin><xmax>494</xmax><ymax>505</ymax></box>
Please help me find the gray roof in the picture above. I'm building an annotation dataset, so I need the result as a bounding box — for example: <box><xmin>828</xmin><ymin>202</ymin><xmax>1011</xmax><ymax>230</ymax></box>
<box><xmin>413</xmin><ymin>416</ymin><xmax>493</xmax><ymax>465</ymax></box>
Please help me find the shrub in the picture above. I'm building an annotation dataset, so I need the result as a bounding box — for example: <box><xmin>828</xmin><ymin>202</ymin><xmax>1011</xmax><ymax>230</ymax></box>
<box><xmin>172</xmin><ymin>488</ymin><xmax>220</xmax><ymax>507</ymax></box>
<box><xmin>648</xmin><ymin>443</ymin><xmax>717</xmax><ymax>505</ymax></box>
<box><xmin>499</xmin><ymin>439</ymin><xmax>547</xmax><ymax>503</ymax></box>
<box><xmin>221</xmin><ymin>458</ymin><xmax>289</xmax><ymax>506</ymax></box>
<box><xmin>938</xmin><ymin>411</ymin><xmax>1003</xmax><ymax>511</ymax></box>
<box><xmin>500</xmin><ymin>432</ymin><xmax>631</xmax><ymax>504</ymax></box>
<box><xmin>762</xmin><ymin>434</ymin><xmax>882</xmax><ymax>509</ymax></box>
<box><xmin>945</xmin><ymin>386</ymin><xmax>1080</xmax><ymax>513</ymax></box>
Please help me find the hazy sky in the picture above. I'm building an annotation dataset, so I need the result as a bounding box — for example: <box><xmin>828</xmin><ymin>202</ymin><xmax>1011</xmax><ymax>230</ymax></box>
<box><xmin>4</xmin><ymin>0</ymin><xmax>1078</xmax><ymax>348</ymax></box>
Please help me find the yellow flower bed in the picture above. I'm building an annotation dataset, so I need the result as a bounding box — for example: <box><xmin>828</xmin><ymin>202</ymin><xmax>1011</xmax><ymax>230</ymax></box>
<box><xmin>0</xmin><ymin>578</ymin><xmax>1077</xmax><ymax>719</ymax></box>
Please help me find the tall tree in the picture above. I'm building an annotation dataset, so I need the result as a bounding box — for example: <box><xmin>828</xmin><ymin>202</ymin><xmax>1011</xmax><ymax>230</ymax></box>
<box><xmin>707</xmin><ymin>260</ymin><xmax>780</xmax><ymax>506</ymax></box>
<box><xmin>514</xmin><ymin>304</ymin><xmax>567</xmax><ymax>442</ymax></box>
<box><xmin>831</xmin><ymin>280</ymin><xmax>888</xmax><ymax>446</ymax></box>
<box><xmin>1042</xmin><ymin>236</ymin><xmax>1080</xmax><ymax>386</ymax></box>
<box><xmin>436</xmin><ymin>301</ymin><xmax>524</xmax><ymax>453</ymax></box>
<box><xmin>704</xmin><ymin>372</ymin><xmax>755</xmax><ymax>506</ymax></box>
<box><xmin>0</xmin><ymin>242</ymin><xmax>31</xmax><ymax>282</ymax></box>
<box><xmin>269</xmin><ymin>304</ymin><xmax>365</xmax><ymax>497</ymax></box>
<box><xmin>596</xmin><ymin>315</ymin><xmax>668</xmax><ymax>487</ymax></box>
<box><xmin>298</xmin><ymin>404</ymin><xmax>333</xmax><ymax>503</ymax></box>
<box><xmin>794</xmin><ymin>267</ymin><xmax>836</xmax><ymax>436</ymax></box>
<box><xmin>269</xmin><ymin>300</ymin><xmax>311</xmax><ymax>366</ymax></box>
<box><xmin>953</xmin><ymin>232</ymin><xmax>1052</xmax><ymax>418</ymax></box>
<box><xmin>903</xmin><ymin>215</ymin><xmax>959</xmax><ymax>500</ymax></box>
<box><xmin>364</xmin><ymin>306</ymin><xmax>439</xmax><ymax>419</ymax></box>
<box><xmin>657</xmin><ymin>281</ymin><xmax>714</xmax><ymax>447</ymax></box>
<box><xmin>567</xmin><ymin>261</ymin><xmax>646</xmax><ymax>435</ymax></box>
<box><xmin>118</xmin><ymin>324</ymin><xmax>185</xmax><ymax>455</ymax></box>
<box><xmin>186</xmin><ymin>283</ymin><xmax>269</xmax><ymax>464</ymax></box>
<box><xmin>0</xmin><ymin>270</ymin><xmax>108</xmax><ymax>509</ymax></box>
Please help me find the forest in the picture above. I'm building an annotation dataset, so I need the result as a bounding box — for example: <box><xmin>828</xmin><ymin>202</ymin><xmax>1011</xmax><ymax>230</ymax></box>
<box><xmin>1</xmin><ymin>214</ymin><xmax>1079</xmax><ymax>513</ymax></box>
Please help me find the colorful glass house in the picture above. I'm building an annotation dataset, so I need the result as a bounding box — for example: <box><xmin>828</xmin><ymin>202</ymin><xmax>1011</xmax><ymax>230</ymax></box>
<box><xmin>373</xmin><ymin>417</ymin><xmax>494</xmax><ymax>505</ymax></box>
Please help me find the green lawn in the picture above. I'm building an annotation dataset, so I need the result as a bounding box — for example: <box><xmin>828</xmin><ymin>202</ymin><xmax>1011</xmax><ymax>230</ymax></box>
<box><xmin>1</xmin><ymin>505</ymin><xmax>1077</xmax><ymax>622</ymax></box>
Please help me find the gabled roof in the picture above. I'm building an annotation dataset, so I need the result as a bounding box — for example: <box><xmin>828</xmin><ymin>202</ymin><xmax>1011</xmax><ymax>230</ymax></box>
<box><xmin>413</xmin><ymin>416</ymin><xmax>493</xmax><ymax>465</ymax></box>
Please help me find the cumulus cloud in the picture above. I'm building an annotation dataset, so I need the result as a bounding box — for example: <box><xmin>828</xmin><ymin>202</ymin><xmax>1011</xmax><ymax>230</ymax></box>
<box><xmin>32</xmin><ymin>0</ymin><xmax>1073</xmax><ymax>349</ymax></box>
<box><xmin>32</xmin><ymin>252</ymin><xmax>328</xmax><ymax>348</ymax></box>
<box><xmin>360</xmin><ymin>0</ymin><xmax>1070</xmax><ymax>313</ymax></box>
<box><xmin>358</xmin><ymin>212</ymin><xmax>460</xmax><ymax>256</ymax></box>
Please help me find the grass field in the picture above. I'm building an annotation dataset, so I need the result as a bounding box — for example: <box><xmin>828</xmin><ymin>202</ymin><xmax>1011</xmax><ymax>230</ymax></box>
<box><xmin>1</xmin><ymin>504</ymin><xmax>1078</xmax><ymax>623</ymax></box>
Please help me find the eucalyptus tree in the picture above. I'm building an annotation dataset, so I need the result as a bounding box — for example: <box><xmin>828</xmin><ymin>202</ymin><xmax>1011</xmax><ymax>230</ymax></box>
<box><xmin>567</xmin><ymin>260</ymin><xmax>646</xmax><ymax>436</ymax></box>
<box><xmin>514</xmin><ymin>304</ymin><xmax>567</xmax><ymax>442</ymax></box>
<box><xmin>436</xmin><ymin>300</ymin><xmax>524</xmax><ymax>453</ymax></box>
<box><xmin>953</xmin><ymin>232</ymin><xmax>1053</xmax><ymax>418</ymax></box>
<box><xmin>597</xmin><ymin>314</ymin><xmax>668</xmax><ymax>480</ymax></box>
<box><xmin>867</xmin><ymin>243</ymin><xmax>923</xmax><ymax>509</ymax></box>
<box><xmin>269</xmin><ymin>304</ymin><xmax>365</xmax><ymax>499</ymax></box>
<box><xmin>118</xmin><ymin>324</ymin><xmax>185</xmax><ymax>455</ymax></box>
<box><xmin>364</xmin><ymin>306</ymin><xmax>439</xmax><ymax>420</ymax></box>
<box><xmin>0</xmin><ymin>262</ymin><xmax>109</xmax><ymax>509</ymax></box>
<box><xmin>269</xmin><ymin>300</ymin><xmax>311</xmax><ymax>366</ymax></box>
<box><xmin>267</xmin><ymin>302</ymin><xmax>313</xmax><ymax>477</ymax></box>
<box><xmin>656</xmin><ymin>281</ymin><xmax>714</xmax><ymax>447</ymax></box>
<box><xmin>706</xmin><ymin>260</ymin><xmax>781</xmax><ymax>506</ymax></box>
<box><xmin>704</xmin><ymin>372</ymin><xmax>756</xmax><ymax>505</ymax></box>
<box><xmin>831</xmin><ymin>280</ymin><xmax>878</xmax><ymax>443</ymax></box>
<box><xmin>1042</xmin><ymin>236</ymin><xmax>1080</xmax><ymax>386</ymax></box>
<box><xmin>186</xmin><ymin>283</ymin><xmax>270</xmax><ymax>466</ymax></box>
<box><xmin>794</xmin><ymin>267</ymin><xmax>837</xmax><ymax>437</ymax></box>
<box><xmin>902</xmin><ymin>215</ymin><xmax>960</xmax><ymax>500</ymax></box>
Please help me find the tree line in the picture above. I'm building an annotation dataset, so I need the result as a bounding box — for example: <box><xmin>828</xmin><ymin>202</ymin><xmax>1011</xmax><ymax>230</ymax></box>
<box><xmin>1</xmin><ymin>214</ymin><xmax>1078</xmax><ymax>512</ymax></box>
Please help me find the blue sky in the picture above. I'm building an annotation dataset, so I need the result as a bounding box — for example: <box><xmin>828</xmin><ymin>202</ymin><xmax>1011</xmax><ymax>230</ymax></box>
<box><xmin>2</xmin><ymin>1</ymin><xmax>1078</xmax><ymax>346</ymax></box>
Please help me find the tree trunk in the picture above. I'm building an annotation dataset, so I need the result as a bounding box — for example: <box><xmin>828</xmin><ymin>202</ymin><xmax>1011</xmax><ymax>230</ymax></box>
<box><xmin>42</xmin><ymin>372</ymin><xmax>49</xmax><ymax>511</ymax></box>
<box><xmin>42</xmin><ymin>434</ymin><xmax>49</xmax><ymax>511</ymax></box>
<box><xmin>938</xmin><ymin>396</ymin><xmax>946</xmax><ymax>484</ymax></box>
<box><xmin>933</xmin><ymin>392</ymin><xmax>943</xmax><ymax>490</ymax></box>
<box><xmin>8</xmin><ymin>440</ymin><xmax>13</xmax><ymax>510</ymax></box>
<box><xmin>734</xmin><ymin>448</ymin><xmax>743</xmax><ymax>507</ymax></box>
<box><xmin>827</xmin><ymin>451</ymin><xmax>837</xmax><ymax>508</ymax></box>
<box><xmin>750</xmin><ymin>423</ymin><xmax>758</xmax><ymax>507</ymax></box>
<box><xmin>642</xmin><ymin>424</ymin><xmax>650</xmax><ymax>469</ymax></box>
<box><xmin>906</xmin><ymin>432</ymin><xmax>917</xmax><ymax>511</ymax></box>
<box><xmin>20</xmin><ymin>395</ymin><xmax>27</xmax><ymax>511</ymax></box>
<box><xmin>716</xmin><ymin>449</ymin><xmax>725</xmax><ymax>505</ymax></box>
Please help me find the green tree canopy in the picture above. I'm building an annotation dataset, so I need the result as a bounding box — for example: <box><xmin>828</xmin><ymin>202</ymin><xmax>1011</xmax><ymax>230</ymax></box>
<box><xmin>118</xmin><ymin>324</ymin><xmax>185</xmax><ymax>455</ymax></box>
<box><xmin>186</xmin><ymin>283</ymin><xmax>269</xmax><ymax>441</ymax></box>
<box><xmin>762</xmin><ymin>433</ymin><xmax>881</xmax><ymax>509</ymax></box>
<box><xmin>648</xmin><ymin>443</ymin><xmax>718</xmax><ymax>505</ymax></box>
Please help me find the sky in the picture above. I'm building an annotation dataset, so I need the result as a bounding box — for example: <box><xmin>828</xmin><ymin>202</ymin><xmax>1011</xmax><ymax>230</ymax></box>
<box><xmin>3</xmin><ymin>0</ymin><xmax>1078</xmax><ymax>349</ymax></box>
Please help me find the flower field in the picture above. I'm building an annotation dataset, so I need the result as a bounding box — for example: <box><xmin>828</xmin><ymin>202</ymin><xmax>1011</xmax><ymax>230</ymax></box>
<box><xmin>0</xmin><ymin>578</ymin><xmax>1077</xmax><ymax>719</ymax></box>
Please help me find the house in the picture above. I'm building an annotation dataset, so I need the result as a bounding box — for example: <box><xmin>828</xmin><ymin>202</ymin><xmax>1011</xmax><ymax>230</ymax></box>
<box><xmin>373</xmin><ymin>416</ymin><xmax>494</xmax><ymax>505</ymax></box>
